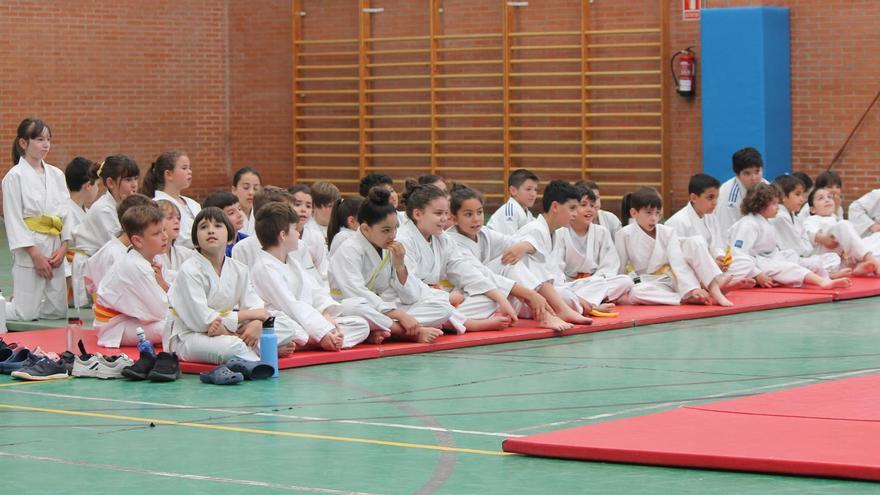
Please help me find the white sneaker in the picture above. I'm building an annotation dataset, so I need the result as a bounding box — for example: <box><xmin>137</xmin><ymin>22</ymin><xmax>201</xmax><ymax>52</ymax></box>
<box><xmin>72</xmin><ymin>353</ymin><xmax>103</xmax><ymax>378</ymax></box>
<box><xmin>95</xmin><ymin>354</ymin><xmax>134</xmax><ymax>379</ymax></box>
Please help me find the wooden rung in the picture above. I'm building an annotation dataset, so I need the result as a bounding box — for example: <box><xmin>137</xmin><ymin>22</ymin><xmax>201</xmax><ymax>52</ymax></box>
<box><xmin>585</xmin><ymin>112</ymin><xmax>662</xmax><ymax>117</ymax></box>
<box><xmin>295</xmin><ymin>178</ymin><xmax>361</xmax><ymax>184</ymax></box>
<box><xmin>365</xmin><ymin>115</ymin><xmax>431</xmax><ymax>120</ymax></box>
<box><xmin>365</xmin><ymin>88</ymin><xmax>431</xmax><ymax>94</ymax></box>
<box><xmin>435</xmin><ymin>166</ymin><xmax>502</xmax><ymax>172</ymax></box>
<box><xmin>436</xmin><ymin>59</ymin><xmax>503</xmax><ymax>66</ymax></box>
<box><xmin>586</xmin><ymin>126</ymin><xmax>661</xmax><ymax>130</ymax></box>
<box><xmin>586</xmin><ymin>70</ymin><xmax>661</xmax><ymax>76</ymax></box>
<box><xmin>296</xmin><ymin>76</ymin><xmax>359</xmax><ymax>82</ymax></box>
<box><xmin>585</xmin><ymin>168</ymin><xmax>662</xmax><ymax>172</ymax></box>
<box><xmin>365</xmin><ymin>153</ymin><xmax>431</xmax><ymax>157</ymax></box>
<box><xmin>295</xmin><ymin>102</ymin><xmax>359</xmax><ymax>108</ymax></box>
<box><xmin>298</xmin><ymin>50</ymin><xmax>358</xmax><ymax>57</ymax></box>
<box><xmin>586</xmin><ymin>28</ymin><xmax>661</xmax><ymax>35</ymax></box>
<box><xmin>436</xmin><ymin>140</ymin><xmax>503</xmax><ymax>144</ymax></box>
<box><xmin>588</xmin><ymin>42</ymin><xmax>661</xmax><ymax>49</ymax></box>
<box><xmin>436</xmin><ymin>100</ymin><xmax>503</xmax><ymax>105</ymax></box>
<box><xmin>593</xmin><ymin>181</ymin><xmax>663</xmax><ymax>187</ymax></box>
<box><xmin>295</xmin><ymin>166</ymin><xmax>358</xmax><ymax>171</ymax></box>
<box><xmin>364</xmin><ymin>74</ymin><xmax>430</xmax><ymax>81</ymax></box>
<box><xmin>364</xmin><ymin>166</ymin><xmax>429</xmax><ymax>170</ymax></box>
<box><xmin>437</xmin><ymin>114</ymin><xmax>504</xmax><ymax>118</ymax></box>
<box><xmin>297</xmin><ymin>64</ymin><xmax>359</xmax><ymax>70</ymax></box>
<box><xmin>366</xmin><ymin>101</ymin><xmax>430</xmax><ymax>107</ymax></box>
<box><xmin>524</xmin><ymin>167</ymin><xmax>589</xmax><ymax>172</ymax></box>
<box><xmin>586</xmin><ymin>154</ymin><xmax>662</xmax><ymax>158</ymax></box>
<box><xmin>511</xmin><ymin>44</ymin><xmax>580</xmax><ymax>51</ymax></box>
<box><xmin>296</xmin><ymin>140</ymin><xmax>359</xmax><ymax>145</ymax></box>
<box><xmin>294</xmin><ymin>38</ymin><xmax>358</xmax><ymax>45</ymax></box>
<box><xmin>295</xmin><ymin>128</ymin><xmax>358</xmax><ymax>133</ymax></box>
<box><xmin>510</xmin><ymin>113</ymin><xmax>580</xmax><ymax>117</ymax></box>
<box><xmin>508</xmin><ymin>31</ymin><xmax>579</xmax><ymax>38</ymax></box>
<box><xmin>445</xmin><ymin>179</ymin><xmax>503</xmax><ymax>185</ymax></box>
<box><xmin>510</xmin><ymin>99</ymin><xmax>579</xmax><ymax>104</ymax></box>
<box><xmin>436</xmin><ymin>127</ymin><xmax>504</xmax><ymax>131</ymax></box>
<box><xmin>588</xmin><ymin>56</ymin><xmax>662</xmax><ymax>63</ymax></box>
<box><xmin>297</xmin><ymin>89</ymin><xmax>359</xmax><ymax>95</ymax></box>
<box><xmin>366</xmin><ymin>140</ymin><xmax>431</xmax><ymax>145</ymax></box>
<box><xmin>584</xmin><ymin>98</ymin><xmax>661</xmax><ymax>103</ymax></box>
<box><xmin>587</xmin><ymin>140</ymin><xmax>662</xmax><ymax>145</ymax></box>
<box><xmin>435</xmin><ymin>73</ymin><xmax>502</xmax><ymax>79</ymax></box>
<box><xmin>511</xmin><ymin>58</ymin><xmax>580</xmax><ymax>64</ymax></box>
<box><xmin>509</xmin><ymin>126</ymin><xmax>581</xmax><ymax>131</ymax></box>
<box><xmin>436</xmin><ymin>32</ymin><xmax>502</xmax><ymax>40</ymax></box>
<box><xmin>365</xmin><ymin>127</ymin><xmax>432</xmax><ymax>132</ymax></box>
<box><xmin>510</xmin><ymin>140</ymin><xmax>581</xmax><ymax>145</ymax></box>
<box><xmin>295</xmin><ymin>116</ymin><xmax>359</xmax><ymax>120</ymax></box>
<box><xmin>366</xmin><ymin>35</ymin><xmax>430</xmax><ymax>43</ymax></box>
<box><xmin>436</xmin><ymin>46</ymin><xmax>501</xmax><ymax>53</ymax></box>
<box><xmin>367</xmin><ymin>48</ymin><xmax>430</xmax><ymax>56</ymax></box>
<box><xmin>436</xmin><ymin>153</ymin><xmax>504</xmax><ymax>157</ymax></box>
<box><xmin>587</xmin><ymin>84</ymin><xmax>661</xmax><ymax>90</ymax></box>
<box><xmin>512</xmin><ymin>72</ymin><xmax>581</xmax><ymax>77</ymax></box>
<box><xmin>510</xmin><ymin>153</ymin><xmax>581</xmax><ymax>158</ymax></box>
<box><xmin>435</xmin><ymin>87</ymin><xmax>503</xmax><ymax>92</ymax></box>
<box><xmin>510</xmin><ymin>85</ymin><xmax>580</xmax><ymax>91</ymax></box>
<box><xmin>297</xmin><ymin>153</ymin><xmax>359</xmax><ymax>157</ymax></box>
<box><xmin>367</xmin><ymin>61</ymin><xmax>431</xmax><ymax>68</ymax></box>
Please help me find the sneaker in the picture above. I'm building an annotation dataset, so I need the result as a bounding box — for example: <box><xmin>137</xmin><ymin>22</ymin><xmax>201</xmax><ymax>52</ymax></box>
<box><xmin>72</xmin><ymin>352</ymin><xmax>104</xmax><ymax>378</ymax></box>
<box><xmin>58</xmin><ymin>351</ymin><xmax>76</xmax><ymax>374</ymax></box>
<box><xmin>121</xmin><ymin>351</ymin><xmax>156</xmax><ymax>381</ymax></box>
<box><xmin>147</xmin><ymin>352</ymin><xmax>180</xmax><ymax>382</ymax></box>
<box><xmin>95</xmin><ymin>354</ymin><xmax>134</xmax><ymax>379</ymax></box>
<box><xmin>11</xmin><ymin>357</ymin><xmax>69</xmax><ymax>381</ymax></box>
<box><xmin>0</xmin><ymin>348</ymin><xmax>32</xmax><ymax>374</ymax></box>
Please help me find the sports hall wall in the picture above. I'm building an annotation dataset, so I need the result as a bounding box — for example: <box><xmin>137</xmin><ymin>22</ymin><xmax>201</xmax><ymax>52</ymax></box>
<box><xmin>0</xmin><ymin>0</ymin><xmax>876</xmax><ymax>212</ymax></box>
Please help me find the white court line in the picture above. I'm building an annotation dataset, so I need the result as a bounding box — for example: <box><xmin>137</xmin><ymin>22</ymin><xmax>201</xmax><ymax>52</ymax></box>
<box><xmin>510</xmin><ymin>368</ymin><xmax>880</xmax><ymax>433</ymax></box>
<box><xmin>0</xmin><ymin>451</ymin><xmax>380</xmax><ymax>494</ymax></box>
<box><xmin>4</xmin><ymin>389</ymin><xmax>521</xmax><ymax>439</ymax></box>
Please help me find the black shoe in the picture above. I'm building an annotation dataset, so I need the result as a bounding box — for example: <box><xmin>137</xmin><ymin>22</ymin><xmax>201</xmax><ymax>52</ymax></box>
<box><xmin>147</xmin><ymin>352</ymin><xmax>180</xmax><ymax>382</ymax></box>
<box><xmin>58</xmin><ymin>351</ymin><xmax>76</xmax><ymax>375</ymax></box>
<box><xmin>121</xmin><ymin>351</ymin><xmax>156</xmax><ymax>381</ymax></box>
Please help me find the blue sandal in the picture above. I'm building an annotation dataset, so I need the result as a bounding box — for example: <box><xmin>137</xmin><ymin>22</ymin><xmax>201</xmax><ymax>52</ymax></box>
<box><xmin>225</xmin><ymin>358</ymin><xmax>275</xmax><ymax>380</ymax></box>
<box><xmin>199</xmin><ymin>365</ymin><xmax>244</xmax><ymax>385</ymax></box>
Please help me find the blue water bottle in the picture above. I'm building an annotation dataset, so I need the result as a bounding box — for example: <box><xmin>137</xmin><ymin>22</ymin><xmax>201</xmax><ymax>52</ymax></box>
<box><xmin>259</xmin><ymin>317</ymin><xmax>279</xmax><ymax>378</ymax></box>
<box><xmin>136</xmin><ymin>327</ymin><xmax>156</xmax><ymax>356</ymax></box>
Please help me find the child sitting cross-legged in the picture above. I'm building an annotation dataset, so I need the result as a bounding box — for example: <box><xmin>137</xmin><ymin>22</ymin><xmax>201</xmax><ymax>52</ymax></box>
<box><xmin>804</xmin><ymin>187</ymin><xmax>879</xmax><ymax>277</ymax></box>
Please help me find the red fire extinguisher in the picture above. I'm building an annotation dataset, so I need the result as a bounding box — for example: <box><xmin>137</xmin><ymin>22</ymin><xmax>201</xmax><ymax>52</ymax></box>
<box><xmin>671</xmin><ymin>47</ymin><xmax>697</xmax><ymax>97</ymax></box>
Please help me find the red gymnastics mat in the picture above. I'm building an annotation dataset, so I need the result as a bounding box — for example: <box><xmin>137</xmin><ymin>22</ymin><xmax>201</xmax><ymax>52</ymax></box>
<box><xmin>758</xmin><ymin>277</ymin><xmax>880</xmax><ymax>301</ymax></box>
<box><xmin>503</xmin><ymin>373</ymin><xmax>880</xmax><ymax>481</ymax></box>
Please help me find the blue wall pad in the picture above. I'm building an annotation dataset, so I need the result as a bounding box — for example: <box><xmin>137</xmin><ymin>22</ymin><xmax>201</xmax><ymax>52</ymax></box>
<box><xmin>701</xmin><ymin>7</ymin><xmax>791</xmax><ymax>181</ymax></box>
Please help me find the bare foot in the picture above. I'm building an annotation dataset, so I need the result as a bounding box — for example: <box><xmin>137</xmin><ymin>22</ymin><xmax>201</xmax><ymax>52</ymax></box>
<box><xmin>464</xmin><ymin>315</ymin><xmax>512</xmax><ymax>332</ymax></box>
<box><xmin>415</xmin><ymin>326</ymin><xmax>444</xmax><ymax>343</ymax></box>
<box><xmin>831</xmin><ymin>268</ymin><xmax>853</xmax><ymax>279</ymax></box>
<box><xmin>557</xmin><ymin>306</ymin><xmax>593</xmax><ymax>325</ymax></box>
<box><xmin>853</xmin><ymin>260</ymin><xmax>878</xmax><ymax>277</ymax></box>
<box><xmin>721</xmin><ymin>277</ymin><xmax>756</xmax><ymax>292</ymax></box>
<box><xmin>537</xmin><ymin>313</ymin><xmax>574</xmax><ymax>332</ymax></box>
<box><xmin>366</xmin><ymin>330</ymin><xmax>391</xmax><ymax>344</ymax></box>
<box><xmin>819</xmin><ymin>277</ymin><xmax>852</xmax><ymax>289</ymax></box>
<box><xmin>277</xmin><ymin>342</ymin><xmax>296</xmax><ymax>358</ymax></box>
<box><xmin>682</xmin><ymin>288</ymin><xmax>712</xmax><ymax>305</ymax></box>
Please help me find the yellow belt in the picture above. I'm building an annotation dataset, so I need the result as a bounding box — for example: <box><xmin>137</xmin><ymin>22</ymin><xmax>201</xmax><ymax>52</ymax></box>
<box><xmin>24</xmin><ymin>215</ymin><xmax>63</xmax><ymax>236</ymax></box>
<box><xmin>331</xmin><ymin>252</ymin><xmax>391</xmax><ymax>299</ymax></box>
<box><xmin>431</xmin><ymin>279</ymin><xmax>455</xmax><ymax>291</ymax></box>
<box><xmin>626</xmin><ymin>263</ymin><xmax>671</xmax><ymax>277</ymax></box>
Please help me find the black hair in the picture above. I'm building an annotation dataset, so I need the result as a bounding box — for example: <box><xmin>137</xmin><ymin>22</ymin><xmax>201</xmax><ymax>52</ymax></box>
<box><xmin>621</xmin><ymin>187</ymin><xmax>662</xmax><ymax>225</ymax></box>
<box><xmin>287</xmin><ymin>184</ymin><xmax>312</xmax><ymax>197</ymax></box>
<box><xmin>232</xmin><ymin>166</ymin><xmax>262</xmax><ymax>187</ymax></box>
<box><xmin>192</xmin><ymin>206</ymin><xmax>235</xmax><ymax>251</ymax></box>
<box><xmin>255</xmin><ymin>202</ymin><xmax>299</xmax><ymax>249</ymax></box>
<box><xmin>116</xmin><ymin>193</ymin><xmax>156</xmax><ymax>223</ymax></box>
<box><xmin>508</xmin><ymin>168</ymin><xmax>540</xmax><ymax>189</ymax></box>
<box><xmin>142</xmin><ymin>150</ymin><xmax>186</xmax><ymax>197</ymax></box>
<box><xmin>732</xmin><ymin>147</ymin><xmax>764</xmax><ymax>175</ymax></box>
<box><xmin>541</xmin><ymin>180</ymin><xmax>581</xmax><ymax>213</ymax></box>
<box><xmin>418</xmin><ymin>174</ymin><xmax>445</xmax><ymax>187</ymax></box>
<box><xmin>741</xmin><ymin>183</ymin><xmax>783</xmax><ymax>216</ymax></box>
<box><xmin>814</xmin><ymin>170</ymin><xmax>842</xmax><ymax>189</ymax></box>
<box><xmin>12</xmin><ymin>118</ymin><xmax>50</xmax><ymax>165</ymax></box>
<box><xmin>65</xmin><ymin>156</ymin><xmax>98</xmax><ymax>192</ymax></box>
<box><xmin>358</xmin><ymin>187</ymin><xmax>398</xmax><ymax>226</ymax></box>
<box><xmin>327</xmin><ymin>196</ymin><xmax>363</xmax><ymax>249</ymax></box>
<box><xmin>772</xmin><ymin>174</ymin><xmax>805</xmax><ymax>197</ymax></box>
<box><xmin>359</xmin><ymin>173</ymin><xmax>394</xmax><ymax>198</ymax></box>
<box><xmin>449</xmin><ymin>183</ymin><xmax>484</xmax><ymax>215</ymax></box>
<box><xmin>203</xmin><ymin>191</ymin><xmax>240</xmax><ymax>210</ymax></box>
<box><xmin>402</xmin><ymin>179</ymin><xmax>447</xmax><ymax>221</ymax></box>
<box><xmin>688</xmin><ymin>173</ymin><xmax>722</xmax><ymax>196</ymax></box>
<box><xmin>792</xmin><ymin>172</ymin><xmax>813</xmax><ymax>192</ymax></box>
<box><xmin>574</xmin><ymin>179</ymin><xmax>599</xmax><ymax>192</ymax></box>
<box><xmin>96</xmin><ymin>155</ymin><xmax>140</xmax><ymax>185</ymax></box>
<box><xmin>574</xmin><ymin>185</ymin><xmax>598</xmax><ymax>203</ymax></box>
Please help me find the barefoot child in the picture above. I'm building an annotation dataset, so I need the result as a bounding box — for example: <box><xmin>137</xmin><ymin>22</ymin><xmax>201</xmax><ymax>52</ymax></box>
<box><xmin>665</xmin><ymin>174</ymin><xmax>728</xmax><ymax>265</ymax></box>
<box><xmin>329</xmin><ymin>188</ymin><xmax>454</xmax><ymax>344</ymax></box>
<box><xmin>487</xmin><ymin>169</ymin><xmax>538</xmax><ymax>235</ymax></box>
<box><xmin>230</xmin><ymin>167</ymin><xmax>262</xmax><ymax>236</ymax></box>
<box><xmin>728</xmin><ymin>183</ymin><xmax>852</xmax><ymax>290</ymax></box>
<box><xmin>94</xmin><ymin>205</ymin><xmax>169</xmax><ymax>348</ymax></box>
<box><xmin>251</xmin><ymin>202</ymin><xmax>369</xmax><ymax>351</ymax></box>
<box><xmin>142</xmin><ymin>150</ymin><xmax>201</xmax><ymax>249</ymax></box>
<box><xmin>574</xmin><ymin>180</ymin><xmax>623</xmax><ymax>238</ymax></box>
<box><xmin>74</xmin><ymin>155</ymin><xmax>140</xmax><ymax>256</ymax></box>
<box><xmin>804</xmin><ymin>188</ymin><xmax>879</xmax><ymax>276</ymax></box>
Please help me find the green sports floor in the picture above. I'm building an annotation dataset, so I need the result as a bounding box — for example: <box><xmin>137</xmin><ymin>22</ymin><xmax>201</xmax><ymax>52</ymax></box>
<box><xmin>2</xmin><ymin>231</ymin><xmax>880</xmax><ymax>494</ymax></box>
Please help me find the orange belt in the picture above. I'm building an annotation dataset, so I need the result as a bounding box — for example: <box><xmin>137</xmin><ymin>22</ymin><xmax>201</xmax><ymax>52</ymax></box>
<box><xmin>574</xmin><ymin>272</ymin><xmax>592</xmax><ymax>280</ymax></box>
<box><xmin>93</xmin><ymin>302</ymin><xmax>123</xmax><ymax>324</ymax></box>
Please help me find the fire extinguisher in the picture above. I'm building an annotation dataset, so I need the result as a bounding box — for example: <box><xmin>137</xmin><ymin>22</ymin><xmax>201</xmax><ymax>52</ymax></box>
<box><xmin>671</xmin><ymin>47</ymin><xmax>697</xmax><ymax>97</ymax></box>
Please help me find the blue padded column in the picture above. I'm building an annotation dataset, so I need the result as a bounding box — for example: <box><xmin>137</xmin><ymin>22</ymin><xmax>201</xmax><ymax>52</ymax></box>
<box><xmin>701</xmin><ymin>7</ymin><xmax>791</xmax><ymax>180</ymax></box>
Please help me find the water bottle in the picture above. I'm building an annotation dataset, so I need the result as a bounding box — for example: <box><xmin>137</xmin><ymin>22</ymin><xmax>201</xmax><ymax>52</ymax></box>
<box><xmin>136</xmin><ymin>327</ymin><xmax>155</xmax><ymax>356</ymax></box>
<box><xmin>0</xmin><ymin>290</ymin><xmax>6</xmax><ymax>334</ymax></box>
<box><xmin>259</xmin><ymin>317</ymin><xmax>279</xmax><ymax>378</ymax></box>
<box><xmin>65</xmin><ymin>317</ymin><xmax>82</xmax><ymax>353</ymax></box>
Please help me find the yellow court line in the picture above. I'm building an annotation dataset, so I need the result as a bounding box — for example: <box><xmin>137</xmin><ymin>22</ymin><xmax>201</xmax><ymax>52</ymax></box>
<box><xmin>0</xmin><ymin>403</ymin><xmax>512</xmax><ymax>457</ymax></box>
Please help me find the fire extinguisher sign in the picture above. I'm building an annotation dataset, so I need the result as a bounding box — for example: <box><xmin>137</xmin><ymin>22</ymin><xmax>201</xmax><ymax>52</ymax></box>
<box><xmin>683</xmin><ymin>0</ymin><xmax>701</xmax><ymax>21</ymax></box>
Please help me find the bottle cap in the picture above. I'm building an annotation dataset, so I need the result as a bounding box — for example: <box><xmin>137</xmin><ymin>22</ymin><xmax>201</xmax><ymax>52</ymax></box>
<box><xmin>263</xmin><ymin>317</ymin><xmax>276</xmax><ymax>329</ymax></box>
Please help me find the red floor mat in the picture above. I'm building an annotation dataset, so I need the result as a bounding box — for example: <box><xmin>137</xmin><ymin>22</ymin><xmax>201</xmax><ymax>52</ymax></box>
<box><xmin>757</xmin><ymin>277</ymin><xmax>880</xmax><ymax>301</ymax></box>
<box><xmin>503</xmin><ymin>374</ymin><xmax>880</xmax><ymax>481</ymax></box>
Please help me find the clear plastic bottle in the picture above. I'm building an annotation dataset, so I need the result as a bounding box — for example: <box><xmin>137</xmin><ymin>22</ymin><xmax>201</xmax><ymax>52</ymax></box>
<box><xmin>259</xmin><ymin>317</ymin><xmax>279</xmax><ymax>378</ymax></box>
<box><xmin>135</xmin><ymin>327</ymin><xmax>156</xmax><ymax>356</ymax></box>
<box><xmin>65</xmin><ymin>317</ymin><xmax>83</xmax><ymax>353</ymax></box>
<box><xmin>0</xmin><ymin>290</ymin><xmax>6</xmax><ymax>334</ymax></box>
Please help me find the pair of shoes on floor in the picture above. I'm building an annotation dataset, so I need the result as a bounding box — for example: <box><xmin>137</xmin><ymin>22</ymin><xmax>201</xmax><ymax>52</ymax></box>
<box><xmin>0</xmin><ymin>347</ymin><xmax>41</xmax><ymax>374</ymax></box>
<box><xmin>199</xmin><ymin>358</ymin><xmax>275</xmax><ymax>385</ymax></box>
<box><xmin>71</xmin><ymin>340</ymin><xmax>134</xmax><ymax>380</ymax></box>
<box><xmin>122</xmin><ymin>351</ymin><xmax>181</xmax><ymax>382</ymax></box>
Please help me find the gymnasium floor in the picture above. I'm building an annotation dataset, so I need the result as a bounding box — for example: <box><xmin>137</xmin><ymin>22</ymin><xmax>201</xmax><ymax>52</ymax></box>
<box><xmin>2</xmin><ymin>233</ymin><xmax>880</xmax><ymax>493</ymax></box>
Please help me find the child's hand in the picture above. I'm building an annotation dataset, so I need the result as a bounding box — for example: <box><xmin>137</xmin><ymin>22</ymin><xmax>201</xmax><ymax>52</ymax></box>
<box><xmin>28</xmin><ymin>247</ymin><xmax>53</xmax><ymax>280</ymax></box>
<box><xmin>755</xmin><ymin>273</ymin><xmax>776</xmax><ymax>288</ymax></box>
<box><xmin>870</xmin><ymin>223</ymin><xmax>880</xmax><ymax>233</ymax></box>
<box><xmin>237</xmin><ymin>319</ymin><xmax>262</xmax><ymax>347</ymax></box>
<box><xmin>816</xmin><ymin>232</ymin><xmax>839</xmax><ymax>249</ymax></box>
<box><xmin>396</xmin><ymin>312</ymin><xmax>420</xmax><ymax>336</ymax></box>
<box><xmin>47</xmin><ymin>242</ymin><xmax>67</xmax><ymax>268</ymax></box>
<box><xmin>449</xmin><ymin>289</ymin><xmax>465</xmax><ymax>307</ymax></box>
<box><xmin>501</xmin><ymin>242</ymin><xmax>529</xmax><ymax>265</ymax></box>
<box><xmin>496</xmin><ymin>298</ymin><xmax>519</xmax><ymax>323</ymax></box>
<box><xmin>152</xmin><ymin>261</ymin><xmax>170</xmax><ymax>291</ymax></box>
<box><xmin>526</xmin><ymin>293</ymin><xmax>553</xmax><ymax>321</ymax></box>
<box><xmin>387</xmin><ymin>241</ymin><xmax>406</xmax><ymax>267</ymax></box>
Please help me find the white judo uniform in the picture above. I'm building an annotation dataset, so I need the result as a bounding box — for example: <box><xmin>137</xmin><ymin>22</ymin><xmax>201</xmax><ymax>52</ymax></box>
<box><xmin>73</xmin><ymin>191</ymin><xmax>120</xmax><ymax>256</ymax></box>
<box><xmin>665</xmin><ymin>202</ymin><xmax>727</xmax><ymax>259</ymax></box>
<box><xmin>486</xmin><ymin>197</ymin><xmax>535</xmax><ymax>236</ymax></box>
<box><xmin>328</xmin><ymin>227</ymin><xmax>356</xmax><ymax>258</ymax></box>
<box><xmin>848</xmin><ymin>189</ymin><xmax>880</xmax><ymax>237</ymax></box>
<box><xmin>301</xmin><ymin>219</ymin><xmax>329</xmax><ymax>283</ymax></box>
<box><xmin>328</xmin><ymin>230</ymin><xmax>455</xmax><ymax>332</ymax></box>
<box><xmin>2</xmin><ymin>158</ymin><xmax>71</xmax><ymax>321</ymax></box>
<box><xmin>242</xmin><ymin>209</ymin><xmax>255</xmax><ymax>237</ymax></box>
<box><xmin>557</xmin><ymin>225</ymin><xmax>633</xmax><ymax>303</ymax></box>
<box><xmin>615</xmin><ymin>223</ymin><xmax>705</xmax><ymax>305</ymax></box>
<box><xmin>94</xmin><ymin>250</ymin><xmax>168</xmax><ymax>348</ymax></box>
<box><xmin>728</xmin><ymin>214</ymin><xmax>811</xmax><ymax>286</ymax></box>
<box><xmin>166</xmin><ymin>254</ymin><xmax>300</xmax><ymax>364</ymax></box>
<box><xmin>397</xmin><ymin>221</ymin><xmax>502</xmax><ymax>333</ymax></box>
<box><xmin>717</xmin><ymin>177</ymin><xmax>770</xmax><ymax>237</ymax></box>
<box><xmin>230</xmin><ymin>235</ymin><xmax>262</xmax><ymax>268</ymax></box>
<box><xmin>803</xmin><ymin>214</ymin><xmax>880</xmax><ymax>263</ymax></box>
<box><xmin>251</xmin><ymin>251</ymin><xmax>369</xmax><ymax>349</ymax></box>
<box><xmin>153</xmin><ymin>191</ymin><xmax>201</xmax><ymax>249</ymax></box>
<box><xmin>597</xmin><ymin>210</ymin><xmax>623</xmax><ymax>240</ymax></box>
<box><xmin>771</xmin><ymin>204</ymin><xmax>840</xmax><ymax>277</ymax></box>
<box><xmin>156</xmin><ymin>242</ymin><xmax>196</xmax><ymax>286</ymax></box>
<box><xmin>61</xmin><ymin>198</ymin><xmax>90</xmax><ymax>308</ymax></box>
<box><xmin>83</xmin><ymin>237</ymin><xmax>129</xmax><ymax>295</ymax></box>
